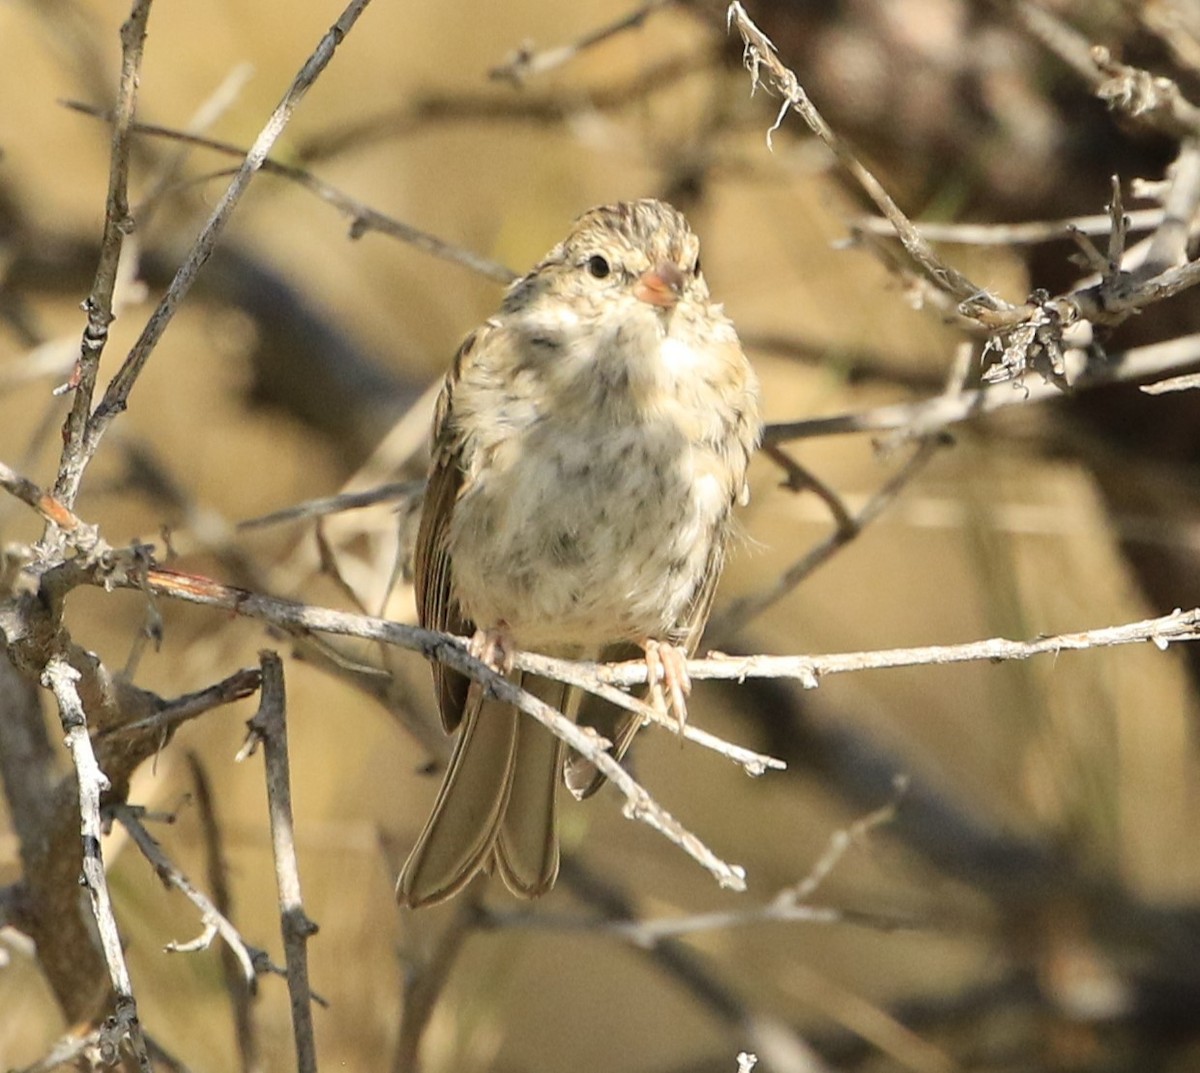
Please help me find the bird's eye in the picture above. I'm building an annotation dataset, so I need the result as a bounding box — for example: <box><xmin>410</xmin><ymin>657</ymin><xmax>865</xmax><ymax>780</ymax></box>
<box><xmin>586</xmin><ymin>254</ymin><xmax>611</xmax><ymax>279</ymax></box>
<box><xmin>692</xmin><ymin>257</ymin><xmax>702</xmax><ymax>277</ymax></box>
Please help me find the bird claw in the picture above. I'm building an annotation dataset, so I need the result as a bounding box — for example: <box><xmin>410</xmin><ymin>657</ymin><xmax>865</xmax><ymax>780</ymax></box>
<box><xmin>469</xmin><ymin>624</ymin><xmax>515</xmax><ymax>673</ymax></box>
<box><xmin>643</xmin><ymin>639</ymin><xmax>691</xmax><ymax>735</ymax></box>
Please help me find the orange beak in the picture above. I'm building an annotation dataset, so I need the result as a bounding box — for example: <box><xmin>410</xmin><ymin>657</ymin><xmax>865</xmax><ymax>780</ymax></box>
<box><xmin>634</xmin><ymin>261</ymin><xmax>685</xmax><ymax>308</ymax></box>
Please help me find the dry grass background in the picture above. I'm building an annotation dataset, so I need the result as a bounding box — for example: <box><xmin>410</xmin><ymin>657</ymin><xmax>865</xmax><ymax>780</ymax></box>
<box><xmin>2</xmin><ymin>1</ymin><xmax>1200</xmax><ymax>1071</ymax></box>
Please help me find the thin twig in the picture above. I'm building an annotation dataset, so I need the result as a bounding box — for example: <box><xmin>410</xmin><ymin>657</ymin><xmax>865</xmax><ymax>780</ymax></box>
<box><xmin>514</xmin><ymin>650</ymin><xmax>786</xmax><ymax>776</ymax></box>
<box><xmin>27</xmin><ymin>544</ymin><xmax>1200</xmax><ymax>696</ymax></box>
<box><xmin>237</xmin><ymin>653</ymin><xmax>318</xmax><ymax>1073</ymax></box>
<box><xmin>40</xmin><ymin>656</ymin><xmax>152</xmax><ymax>1073</ymax></box>
<box><xmin>726</xmin><ymin>1</ymin><xmax>1006</xmax><ymax>317</ymax></box>
<box><xmin>238</xmin><ymin>479</ymin><xmax>425</xmax><ymax>530</ymax></box>
<box><xmin>713</xmin><ymin>438</ymin><xmax>945</xmax><ymax>636</ymax></box>
<box><xmin>94</xmin><ymin>666</ymin><xmax>262</xmax><ymax>741</ymax></box>
<box><xmin>64</xmin><ymin>104</ymin><xmax>518</xmax><ymax>284</ymax></box>
<box><xmin>51</xmin><ymin>0</ymin><xmax>153</xmax><ymax>517</ymax></box>
<box><xmin>854</xmin><ymin>208</ymin><xmax>1167</xmax><ymax>247</ymax></box>
<box><xmin>1141</xmin><ymin>138</ymin><xmax>1200</xmax><ymax>277</ymax></box>
<box><xmin>0</xmin><ymin>459</ymin><xmax>100</xmax><ymax>544</ymax></box>
<box><xmin>80</xmin><ymin>0</ymin><xmax>377</xmax><ymax>479</ymax></box>
<box><xmin>766</xmin><ymin>333</ymin><xmax>1200</xmax><ymax>443</ymax></box>
<box><xmin>294</xmin><ymin>51</ymin><xmax>713</xmax><ymax>161</ymax></box>
<box><xmin>761</xmin><ymin>444</ymin><xmax>855</xmax><ymax>531</ymax></box>
<box><xmin>490</xmin><ymin>0</ymin><xmax>678</xmax><ymax>85</ymax></box>
<box><xmin>112</xmin><ymin>804</ymin><xmax>259</xmax><ymax>987</ymax></box>
<box><xmin>133</xmin><ymin>63</ymin><xmax>255</xmax><ymax>231</ymax></box>
<box><xmin>580</xmin><ymin>606</ymin><xmax>1200</xmax><ymax>690</ymax></box>
<box><xmin>498</xmin><ymin>789</ymin><xmax>932</xmax><ymax>943</ymax></box>
<box><xmin>14</xmin><ymin>1025</ymin><xmax>106</xmax><ymax>1073</ymax></box>
<box><xmin>1012</xmin><ymin>2</ymin><xmax>1200</xmax><ymax>139</ymax></box>
<box><xmin>551</xmin><ymin>860</ymin><xmax>833</xmax><ymax>1073</ymax></box>
<box><xmin>1141</xmin><ymin>372</ymin><xmax>1200</xmax><ymax>395</ymax></box>
<box><xmin>129</xmin><ymin>568</ymin><xmax>746</xmax><ymax>889</ymax></box>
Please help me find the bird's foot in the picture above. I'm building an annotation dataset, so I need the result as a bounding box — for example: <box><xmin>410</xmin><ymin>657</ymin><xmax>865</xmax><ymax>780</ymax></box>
<box><xmin>469</xmin><ymin>623</ymin><xmax>516</xmax><ymax>673</ymax></box>
<box><xmin>642</xmin><ymin>638</ymin><xmax>691</xmax><ymax>734</ymax></box>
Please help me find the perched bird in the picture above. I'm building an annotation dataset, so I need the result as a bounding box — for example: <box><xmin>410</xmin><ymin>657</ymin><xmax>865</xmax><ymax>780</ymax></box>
<box><xmin>397</xmin><ymin>199</ymin><xmax>761</xmax><ymax>907</ymax></box>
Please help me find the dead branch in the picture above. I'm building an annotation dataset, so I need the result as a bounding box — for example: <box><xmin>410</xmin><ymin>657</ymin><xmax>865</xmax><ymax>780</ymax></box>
<box><xmin>77</xmin><ymin>0</ymin><xmax>377</xmax><ymax>490</ymax></box>
<box><xmin>40</xmin><ymin>656</ymin><xmax>152</xmax><ymax>1072</ymax></box>
<box><xmin>236</xmin><ymin>653</ymin><xmax>318</xmax><ymax>1073</ymax></box>
<box><xmin>51</xmin><ymin>0</ymin><xmax>152</xmax><ymax>518</ymax></box>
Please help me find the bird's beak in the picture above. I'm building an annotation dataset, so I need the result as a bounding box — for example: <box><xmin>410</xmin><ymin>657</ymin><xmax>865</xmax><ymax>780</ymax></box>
<box><xmin>634</xmin><ymin>261</ymin><xmax>685</xmax><ymax>308</ymax></box>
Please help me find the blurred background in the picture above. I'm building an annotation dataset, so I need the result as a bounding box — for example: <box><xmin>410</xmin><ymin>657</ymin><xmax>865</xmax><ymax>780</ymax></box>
<box><xmin>3</xmin><ymin>0</ymin><xmax>1200</xmax><ymax>1070</ymax></box>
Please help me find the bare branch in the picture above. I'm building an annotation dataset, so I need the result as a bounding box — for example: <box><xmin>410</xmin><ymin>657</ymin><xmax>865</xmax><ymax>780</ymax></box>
<box><xmin>726</xmin><ymin>1</ymin><xmax>1006</xmax><ymax>317</ymax></box>
<box><xmin>584</xmin><ymin>606</ymin><xmax>1200</xmax><ymax>690</ymax></box>
<box><xmin>112</xmin><ymin>804</ymin><xmax>258</xmax><ymax>987</ymax></box>
<box><xmin>1141</xmin><ymin>138</ymin><xmax>1200</xmax><ymax>277</ymax></box>
<box><xmin>516</xmin><ymin>782</ymin><xmax>921</xmax><ymax>947</ymax></box>
<box><xmin>237</xmin><ymin>653</ymin><xmax>318</xmax><ymax>1073</ymax></box>
<box><xmin>0</xmin><ymin>459</ymin><xmax>101</xmax><ymax>546</ymax></box>
<box><xmin>80</xmin><ymin>0</ymin><xmax>377</xmax><ymax>482</ymax></box>
<box><xmin>51</xmin><ymin>0</ymin><xmax>153</xmax><ymax>516</ymax></box>
<box><xmin>95</xmin><ymin>666</ymin><xmax>262</xmax><ymax>742</ymax></box>
<box><xmin>766</xmin><ymin>333</ymin><xmax>1200</xmax><ymax>444</ymax></box>
<box><xmin>65</xmin><ymin>103</ymin><xmax>519</xmax><ymax>284</ymax></box>
<box><xmin>238</xmin><ymin>479</ymin><xmax>425</xmax><ymax>531</ymax></box>
<box><xmin>1012</xmin><ymin>2</ymin><xmax>1200</xmax><ymax>139</ymax></box>
<box><xmin>854</xmin><ymin>206</ymin><xmax>1167</xmax><ymax>247</ymax></box>
<box><xmin>125</xmin><ymin>567</ymin><xmax>748</xmax><ymax>889</ymax></box>
<box><xmin>14</xmin><ymin>1024</ymin><xmax>106</xmax><ymax>1073</ymax></box>
<box><xmin>713</xmin><ymin>438</ymin><xmax>945</xmax><ymax>635</ymax></box>
<box><xmin>40</xmin><ymin>656</ymin><xmax>152</xmax><ymax>1073</ymax></box>
<box><xmin>1141</xmin><ymin>371</ymin><xmax>1200</xmax><ymax>395</ymax></box>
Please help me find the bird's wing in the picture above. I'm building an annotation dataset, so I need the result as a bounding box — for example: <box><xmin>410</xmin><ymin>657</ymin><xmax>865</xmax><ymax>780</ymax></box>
<box><xmin>413</xmin><ymin>330</ymin><xmax>482</xmax><ymax>733</ymax></box>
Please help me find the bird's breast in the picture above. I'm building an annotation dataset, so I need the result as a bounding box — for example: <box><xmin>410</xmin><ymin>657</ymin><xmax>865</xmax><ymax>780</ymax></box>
<box><xmin>447</xmin><ymin>399</ymin><xmax>734</xmax><ymax>652</ymax></box>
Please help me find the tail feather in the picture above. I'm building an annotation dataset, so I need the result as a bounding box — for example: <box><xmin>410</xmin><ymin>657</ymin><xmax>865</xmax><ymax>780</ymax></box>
<box><xmin>493</xmin><ymin>677</ymin><xmax>574</xmax><ymax>897</ymax></box>
<box><xmin>564</xmin><ymin>642</ymin><xmax>646</xmax><ymax>800</ymax></box>
<box><xmin>396</xmin><ymin>681</ymin><xmax>520</xmax><ymax>908</ymax></box>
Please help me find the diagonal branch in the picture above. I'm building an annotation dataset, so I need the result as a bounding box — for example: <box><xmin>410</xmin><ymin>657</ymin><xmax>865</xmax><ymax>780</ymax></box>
<box><xmin>78</xmin><ymin>0</ymin><xmax>376</xmax><ymax>489</ymax></box>
<box><xmin>112</xmin><ymin>804</ymin><xmax>259</xmax><ymax>989</ymax></box>
<box><xmin>726</xmin><ymin>1</ymin><xmax>1006</xmax><ymax>317</ymax></box>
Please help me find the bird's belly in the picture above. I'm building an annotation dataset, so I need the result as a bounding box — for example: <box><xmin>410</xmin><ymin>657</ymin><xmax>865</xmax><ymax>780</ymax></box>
<box><xmin>448</xmin><ymin>421</ymin><xmax>726</xmax><ymax>651</ymax></box>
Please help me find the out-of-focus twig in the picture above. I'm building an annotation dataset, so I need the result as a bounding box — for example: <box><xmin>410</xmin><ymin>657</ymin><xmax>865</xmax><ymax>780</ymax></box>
<box><xmin>238</xmin><ymin>479</ymin><xmax>425</xmax><ymax>530</ymax></box>
<box><xmin>713</xmin><ymin>438</ymin><xmax>945</xmax><ymax>636</ymax></box>
<box><xmin>392</xmin><ymin>885</ymin><xmax>482</xmax><ymax>1073</ymax></box>
<box><xmin>295</xmin><ymin>51</ymin><xmax>713</xmax><ymax>162</ymax></box>
<box><xmin>854</xmin><ymin>207</ymin><xmax>1166</xmax><ymax>247</ymax></box>
<box><xmin>188</xmin><ymin>752</ymin><xmax>260</xmax><ymax>1073</ymax></box>
<box><xmin>490</xmin><ymin>0</ymin><xmax>679</xmax><ymax>85</ymax></box>
<box><xmin>766</xmin><ymin>333</ymin><xmax>1200</xmax><ymax>443</ymax></box>
<box><xmin>65</xmin><ymin>103</ymin><xmax>517</xmax><ymax>285</ymax></box>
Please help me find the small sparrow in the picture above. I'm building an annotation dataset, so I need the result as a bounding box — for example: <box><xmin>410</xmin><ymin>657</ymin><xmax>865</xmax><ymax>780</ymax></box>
<box><xmin>397</xmin><ymin>199</ymin><xmax>761</xmax><ymax>907</ymax></box>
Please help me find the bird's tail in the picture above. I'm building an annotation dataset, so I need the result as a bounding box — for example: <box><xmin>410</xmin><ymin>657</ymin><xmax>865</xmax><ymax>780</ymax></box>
<box><xmin>396</xmin><ymin>674</ymin><xmax>573</xmax><ymax>907</ymax></box>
